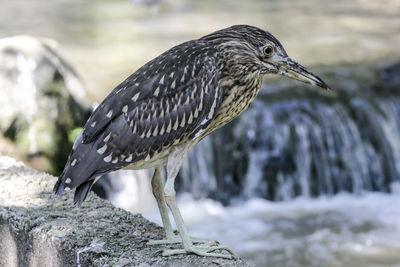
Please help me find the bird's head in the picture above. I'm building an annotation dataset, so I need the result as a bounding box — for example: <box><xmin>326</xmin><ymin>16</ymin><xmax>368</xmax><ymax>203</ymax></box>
<box><xmin>206</xmin><ymin>25</ymin><xmax>329</xmax><ymax>90</ymax></box>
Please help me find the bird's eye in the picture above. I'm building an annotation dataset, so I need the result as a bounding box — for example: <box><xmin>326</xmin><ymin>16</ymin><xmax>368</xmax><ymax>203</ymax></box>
<box><xmin>263</xmin><ymin>45</ymin><xmax>274</xmax><ymax>56</ymax></box>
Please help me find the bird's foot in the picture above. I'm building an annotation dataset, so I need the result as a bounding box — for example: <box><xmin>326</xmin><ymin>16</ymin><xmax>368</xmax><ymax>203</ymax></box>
<box><xmin>159</xmin><ymin>242</ymin><xmax>239</xmax><ymax>259</ymax></box>
<box><xmin>147</xmin><ymin>232</ymin><xmax>213</xmax><ymax>245</ymax></box>
<box><xmin>147</xmin><ymin>232</ymin><xmax>238</xmax><ymax>259</ymax></box>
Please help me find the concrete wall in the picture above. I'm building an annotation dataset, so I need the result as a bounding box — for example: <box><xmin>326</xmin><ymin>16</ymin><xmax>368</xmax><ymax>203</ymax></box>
<box><xmin>0</xmin><ymin>154</ymin><xmax>250</xmax><ymax>267</ymax></box>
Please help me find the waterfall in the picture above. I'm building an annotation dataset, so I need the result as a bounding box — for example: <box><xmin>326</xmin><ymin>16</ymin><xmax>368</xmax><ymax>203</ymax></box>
<box><xmin>178</xmin><ymin>66</ymin><xmax>400</xmax><ymax>202</ymax></box>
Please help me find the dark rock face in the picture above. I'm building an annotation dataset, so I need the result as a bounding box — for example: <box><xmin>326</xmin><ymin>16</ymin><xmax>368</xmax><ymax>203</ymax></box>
<box><xmin>379</xmin><ymin>62</ymin><xmax>400</xmax><ymax>84</ymax></box>
<box><xmin>0</xmin><ymin>36</ymin><xmax>91</xmax><ymax>175</ymax></box>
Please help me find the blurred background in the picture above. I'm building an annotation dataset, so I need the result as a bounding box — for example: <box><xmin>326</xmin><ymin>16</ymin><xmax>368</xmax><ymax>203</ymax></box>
<box><xmin>1</xmin><ymin>0</ymin><xmax>400</xmax><ymax>266</ymax></box>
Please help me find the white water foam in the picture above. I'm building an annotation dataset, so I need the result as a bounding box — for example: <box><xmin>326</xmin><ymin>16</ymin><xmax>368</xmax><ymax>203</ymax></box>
<box><xmin>108</xmin><ymin>170</ymin><xmax>400</xmax><ymax>266</ymax></box>
<box><xmin>135</xmin><ymin>183</ymin><xmax>400</xmax><ymax>267</ymax></box>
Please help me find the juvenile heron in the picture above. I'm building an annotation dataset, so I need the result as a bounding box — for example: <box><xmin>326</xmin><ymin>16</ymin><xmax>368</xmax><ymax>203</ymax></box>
<box><xmin>54</xmin><ymin>25</ymin><xmax>329</xmax><ymax>259</ymax></box>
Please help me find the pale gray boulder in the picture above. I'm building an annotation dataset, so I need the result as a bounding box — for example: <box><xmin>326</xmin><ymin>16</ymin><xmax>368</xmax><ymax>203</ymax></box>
<box><xmin>0</xmin><ymin>36</ymin><xmax>91</xmax><ymax>174</ymax></box>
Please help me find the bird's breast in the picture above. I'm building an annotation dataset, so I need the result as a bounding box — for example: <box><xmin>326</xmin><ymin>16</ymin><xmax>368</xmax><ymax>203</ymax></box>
<box><xmin>203</xmin><ymin>75</ymin><xmax>262</xmax><ymax>135</ymax></box>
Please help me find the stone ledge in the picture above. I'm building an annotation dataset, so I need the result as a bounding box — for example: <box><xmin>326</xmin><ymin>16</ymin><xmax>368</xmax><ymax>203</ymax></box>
<box><xmin>0</xmin><ymin>154</ymin><xmax>250</xmax><ymax>267</ymax></box>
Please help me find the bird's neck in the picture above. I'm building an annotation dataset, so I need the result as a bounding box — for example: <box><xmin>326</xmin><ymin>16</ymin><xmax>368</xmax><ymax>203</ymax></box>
<box><xmin>207</xmin><ymin>69</ymin><xmax>262</xmax><ymax>132</ymax></box>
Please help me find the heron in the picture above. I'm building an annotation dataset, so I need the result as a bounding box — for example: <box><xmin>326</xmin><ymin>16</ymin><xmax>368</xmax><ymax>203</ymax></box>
<box><xmin>54</xmin><ymin>25</ymin><xmax>329</xmax><ymax>259</ymax></box>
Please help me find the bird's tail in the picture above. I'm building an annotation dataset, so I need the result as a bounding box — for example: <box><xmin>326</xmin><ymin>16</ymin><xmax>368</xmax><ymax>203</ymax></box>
<box><xmin>53</xmin><ymin>131</ymin><xmax>101</xmax><ymax>206</ymax></box>
<box><xmin>53</xmin><ymin>170</ymin><xmax>67</xmax><ymax>195</ymax></box>
<box><xmin>54</xmin><ymin>125</ymin><xmax>131</xmax><ymax>206</ymax></box>
<box><xmin>54</xmin><ymin>171</ymin><xmax>95</xmax><ymax>206</ymax></box>
<box><xmin>73</xmin><ymin>180</ymin><xmax>96</xmax><ymax>206</ymax></box>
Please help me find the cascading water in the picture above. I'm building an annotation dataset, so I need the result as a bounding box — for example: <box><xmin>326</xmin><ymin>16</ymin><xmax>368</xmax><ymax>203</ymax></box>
<box><xmin>177</xmin><ymin>65</ymin><xmax>400</xmax><ymax>203</ymax></box>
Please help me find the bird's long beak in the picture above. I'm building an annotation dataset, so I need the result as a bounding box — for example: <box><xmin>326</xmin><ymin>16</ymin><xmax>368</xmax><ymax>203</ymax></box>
<box><xmin>278</xmin><ymin>58</ymin><xmax>330</xmax><ymax>90</ymax></box>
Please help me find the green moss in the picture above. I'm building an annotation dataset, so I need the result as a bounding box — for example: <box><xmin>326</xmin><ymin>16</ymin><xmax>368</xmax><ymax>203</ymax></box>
<box><xmin>69</xmin><ymin>127</ymin><xmax>83</xmax><ymax>144</ymax></box>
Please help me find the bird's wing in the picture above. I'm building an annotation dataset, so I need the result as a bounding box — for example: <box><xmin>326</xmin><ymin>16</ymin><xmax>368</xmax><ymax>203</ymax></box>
<box><xmin>82</xmin><ymin>40</ymin><xmax>219</xmax><ymax>143</ymax></box>
<box><xmin>54</xmin><ymin>41</ymin><xmax>224</xmax><ymax>203</ymax></box>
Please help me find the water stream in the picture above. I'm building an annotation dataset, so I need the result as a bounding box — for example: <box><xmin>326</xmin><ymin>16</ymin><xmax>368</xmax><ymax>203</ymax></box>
<box><xmin>178</xmin><ymin>75</ymin><xmax>400</xmax><ymax>201</ymax></box>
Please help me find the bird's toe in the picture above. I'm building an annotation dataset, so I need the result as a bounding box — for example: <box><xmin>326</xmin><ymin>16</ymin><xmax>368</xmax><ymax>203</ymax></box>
<box><xmin>159</xmin><ymin>242</ymin><xmax>238</xmax><ymax>259</ymax></box>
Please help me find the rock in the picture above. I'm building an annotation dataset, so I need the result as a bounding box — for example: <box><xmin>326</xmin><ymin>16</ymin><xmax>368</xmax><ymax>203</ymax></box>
<box><xmin>0</xmin><ymin>154</ymin><xmax>251</xmax><ymax>267</ymax></box>
<box><xmin>378</xmin><ymin>62</ymin><xmax>400</xmax><ymax>85</ymax></box>
<box><xmin>373</xmin><ymin>62</ymin><xmax>400</xmax><ymax>96</ymax></box>
<box><xmin>0</xmin><ymin>36</ymin><xmax>91</xmax><ymax>175</ymax></box>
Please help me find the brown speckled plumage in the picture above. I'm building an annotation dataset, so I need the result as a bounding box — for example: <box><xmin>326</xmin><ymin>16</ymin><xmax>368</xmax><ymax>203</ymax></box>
<box><xmin>54</xmin><ymin>24</ymin><xmax>328</xmax><ymax>207</ymax></box>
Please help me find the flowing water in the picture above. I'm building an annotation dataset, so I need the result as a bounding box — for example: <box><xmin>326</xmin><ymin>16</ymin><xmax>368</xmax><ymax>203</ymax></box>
<box><xmin>148</xmin><ymin>190</ymin><xmax>400</xmax><ymax>267</ymax></box>
<box><xmin>179</xmin><ymin>84</ymin><xmax>400</xmax><ymax>202</ymax></box>
<box><xmin>110</xmin><ymin>172</ymin><xmax>400</xmax><ymax>266</ymax></box>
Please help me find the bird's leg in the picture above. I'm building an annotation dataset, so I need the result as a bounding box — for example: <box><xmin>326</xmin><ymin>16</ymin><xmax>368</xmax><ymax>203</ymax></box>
<box><xmin>157</xmin><ymin>144</ymin><xmax>238</xmax><ymax>259</ymax></box>
<box><xmin>149</xmin><ymin>166</ymin><xmax>175</xmax><ymax>240</ymax></box>
<box><xmin>162</xmin><ymin>173</ymin><xmax>238</xmax><ymax>259</ymax></box>
<box><xmin>147</xmin><ymin>166</ymin><xmax>211</xmax><ymax>245</ymax></box>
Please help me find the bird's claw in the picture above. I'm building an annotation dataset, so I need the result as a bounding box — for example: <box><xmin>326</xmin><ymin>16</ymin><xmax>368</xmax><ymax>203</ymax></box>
<box><xmin>147</xmin><ymin>235</ymin><xmax>237</xmax><ymax>259</ymax></box>
<box><xmin>153</xmin><ymin>248</ymin><xmax>164</xmax><ymax>256</ymax></box>
<box><xmin>161</xmin><ymin>243</ymin><xmax>239</xmax><ymax>259</ymax></box>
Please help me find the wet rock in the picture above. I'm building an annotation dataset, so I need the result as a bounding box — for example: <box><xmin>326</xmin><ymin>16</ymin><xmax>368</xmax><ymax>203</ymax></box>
<box><xmin>378</xmin><ymin>62</ymin><xmax>400</xmax><ymax>84</ymax></box>
<box><xmin>0</xmin><ymin>154</ymin><xmax>250</xmax><ymax>267</ymax></box>
<box><xmin>0</xmin><ymin>36</ymin><xmax>91</xmax><ymax>175</ymax></box>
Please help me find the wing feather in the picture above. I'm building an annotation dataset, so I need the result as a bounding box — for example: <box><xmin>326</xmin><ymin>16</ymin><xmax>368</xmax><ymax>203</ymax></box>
<box><xmin>54</xmin><ymin>40</ymin><xmax>223</xmax><ymax>196</ymax></box>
